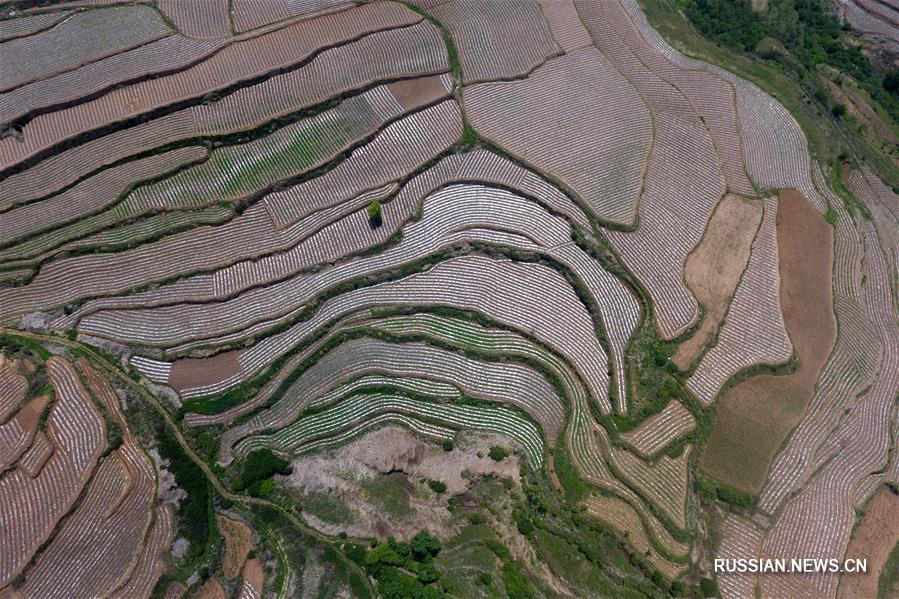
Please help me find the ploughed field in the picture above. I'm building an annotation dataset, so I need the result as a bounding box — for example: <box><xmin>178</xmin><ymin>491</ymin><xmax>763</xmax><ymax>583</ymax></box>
<box><xmin>0</xmin><ymin>1</ymin><xmax>897</xmax><ymax>598</ymax></box>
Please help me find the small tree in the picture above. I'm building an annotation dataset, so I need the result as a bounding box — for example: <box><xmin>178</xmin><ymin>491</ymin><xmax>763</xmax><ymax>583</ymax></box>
<box><xmin>488</xmin><ymin>445</ymin><xmax>509</xmax><ymax>461</ymax></box>
<box><xmin>441</xmin><ymin>439</ymin><xmax>454</xmax><ymax>452</ymax></box>
<box><xmin>367</xmin><ymin>200</ymin><xmax>382</xmax><ymax>227</ymax></box>
<box><xmin>411</xmin><ymin>530</ymin><xmax>442</xmax><ymax>560</ymax></box>
<box><xmin>831</xmin><ymin>103</ymin><xmax>846</xmax><ymax>118</ymax></box>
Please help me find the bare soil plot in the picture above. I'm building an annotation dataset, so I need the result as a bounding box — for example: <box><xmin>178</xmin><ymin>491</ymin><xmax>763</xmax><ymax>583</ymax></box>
<box><xmin>216</xmin><ymin>514</ymin><xmax>253</xmax><ymax>580</ymax></box>
<box><xmin>838</xmin><ymin>486</ymin><xmax>899</xmax><ymax>598</ymax></box>
<box><xmin>168</xmin><ymin>351</ymin><xmax>242</xmax><ymax>394</ymax></box>
<box><xmin>238</xmin><ymin>558</ymin><xmax>264</xmax><ymax>599</ymax></box>
<box><xmin>700</xmin><ymin>189</ymin><xmax>835</xmax><ymax>493</ymax></box>
<box><xmin>685</xmin><ymin>197</ymin><xmax>792</xmax><ymax>405</ymax></box>
<box><xmin>673</xmin><ymin>195</ymin><xmax>762</xmax><ymax>370</ymax></box>
<box><xmin>386</xmin><ymin>74</ymin><xmax>448</xmax><ymax>111</ymax></box>
<box><xmin>191</xmin><ymin>577</ymin><xmax>225</xmax><ymax>599</ymax></box>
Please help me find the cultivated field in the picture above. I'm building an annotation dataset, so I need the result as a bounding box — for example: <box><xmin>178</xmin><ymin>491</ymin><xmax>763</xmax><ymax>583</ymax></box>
<box><xmin>0</xmin><ymin>0</ymin><xmax>897</xmax><ymax>597</ymax></box>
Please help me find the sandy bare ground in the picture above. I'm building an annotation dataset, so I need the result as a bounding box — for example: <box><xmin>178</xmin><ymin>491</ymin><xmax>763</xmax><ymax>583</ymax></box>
<box><xmin>168</xmin><ymin>351</ymin><xmax>241</xmax><ymax>393</ymax></box>
<box><xmin>241</xmin><ymin>558</ymin><xmax>264</xmax><ymax>596</ymax></box>
<box><xmin>387</xmin><ymin>74</ymin><xmax>448</xmax><ymax>111</ymax></box>
<box><xmin>674</xmin><ymin>194</ymin><xmax>762</xmax><ymax>370</ymax></box>
<box><xmin>700</xmin><ymin>189</ymin><xmax>836</xmax><ymax>493</ymax></box>
<box><xmin>283</xmin><ymin>426</ymin><xmax>520</xmax><ymax>539</ymax></box>
<box><xmin>838</xmin><ymin>486</ymin><xmax>899</xmax><ymax>598</ymax></box>
<box><xmin>216</xmin><ymin>514</ymin><xmax>253</xmax><ymax>580</ymax></box>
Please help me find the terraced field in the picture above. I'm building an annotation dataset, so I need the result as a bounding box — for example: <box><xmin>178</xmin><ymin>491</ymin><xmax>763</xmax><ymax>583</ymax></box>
<box><xmin>0</xmin><ymin>1</ymin><xmax>897</xmax><ymax>598</ymax></box>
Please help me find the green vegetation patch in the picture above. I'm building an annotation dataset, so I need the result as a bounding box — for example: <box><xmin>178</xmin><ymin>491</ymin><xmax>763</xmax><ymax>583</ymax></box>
<box><xmin>233</xmin><ymin>448</ymin><xmax>292</xmax><ymax>497</ymax></box>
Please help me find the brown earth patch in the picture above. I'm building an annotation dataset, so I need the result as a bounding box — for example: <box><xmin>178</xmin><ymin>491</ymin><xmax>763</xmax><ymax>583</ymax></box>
<box><xmin>673</xmin><ymin>194</ymin><xmax>762</xmax><ymax>370</ymax></box>
<box><xmin>387</xmin><ymin>74</ymin><xmax>449</xmax><ymax>111</ymax></box>
<box><xmin>168</xmin><ymin>350</ymin><xmax>242</xmax><ymax>392</ymax></box>
<box><xmin>283</xmin><ymin>426</ymin><xmax>520</xmax><ymax>540</ymax></box>
<box><xmin>241</xmin><ymin>558</ymin><xmax>264</xmax><ymax>594</ymax></box>
<box><xmin>701</xmin><ymin>189</ymin><xmax>836</xmax><ymax>493</ymax></box>
<box><xmin>838</xmin><ymin>486</ymin><xmax>899</xmax><ymax>599</ymax></box>
<box><xmin>216</xmin><ymin>514</ymin><xmax>253</xmax><ymax>580</ymax></box>
<box><xmin>190</xmin><ymin>578</ymin><xmax>225</xmax><ymax>599</ymax></box>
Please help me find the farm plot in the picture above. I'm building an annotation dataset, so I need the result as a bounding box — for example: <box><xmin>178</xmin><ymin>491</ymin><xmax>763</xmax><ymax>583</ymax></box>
<box><xmin>838</xmin><ymin>487</ymin><xmax>899</xmax><ymax>599</ymax></box>
<box><xmin>170</xmin><ymin>255</ymin><xmax>612</xmax><ymax>415</ymax></box>
<box><xmin>716</xmin><ymin>514</ymin><xmax>763</xmax><ymax>599</ymax></box>
<box><xmin>464</xmin><ymin>48</ymin><xmax>652</xmax><ymax>226</ymax></box>
<box><xmin>594</xmin><ymin>425</ymin><xmax>690</xmax><ymax>530</ymax></box>
<box><xmin>672</xmin><ymin>195</ymin><xmax>762</xmax><ymax>369</ymax></box>
<box><xmin>0</xmin><ymin>2</ymin><xmax>424</xmax><ymax>204</ymax></box>
<box><xmin>0</xmin><ymin>6</ymin><xmax>171</xmax><ymax>94</ymax></box>
<box><xmin>157</xmin><ymin>0</ymin><xmax>231</xmax><ymax>38</ymax></box>
<box><xmin>113</xmin><ymin>505</ymin><xmax>174</xmax><ymax>599</ymax></box>
<box><xmin>0</xmin><ymin>354</ymin><xmax>28</xmax><ymax>420</ymax></box>
<box><xmin>759</xmin><ymin>222</ymin><xmax>898</xmax><ymax>599</ymax></box>
<box><xmin>231</xmin><ymin>0</ymin><xmax>350</xmax><ymax>32</ymax></box>
<box><xmin>20</xmin><ymin>442</ymin><xmax>156</xmax><ymax>599</ymax></box>
<box><xmin>0</xmin><ymin>146</ymin><xmax>207</xmax><ymax>251</ymax></box>
<box><xmin>594</xmin><ymin>0</ymin><xmax>754</xmax><ymax>196</ymax></box>
<box><xmin>426</xmin><ymin>0</ymin><xmax>559</xmax><ymax>83</ymax></box>
<box><xmin>701</xmin><ymin>190</ymin><xmax>835</xmax><ymax>494</ymax></box>
<box><xmin>686</xmin><ymin>197</ymin><xmax>792</xmax><ymax>405</ymax></box>
<box><xmin>620</xmin><ymin>400</ymin><xmax>695</xmax><ymax>458</ymax></box>
<box><xmin>0</xmin><ymin>11</ymin><xmax>73</xmax><ymax>43</ymax></box>
<box><xmin>0</xmin><ymin>357</ymin><xmax>105</xmax><ymax>587</ymax></box>
<box><xmin>262</xmin><ymin>94</ymin><xmax>459</xmax><ymax>229</ymax></box>
<box><xmin>218</xmin><ymin>337</ymin><xmax>564</xmax><ymax>462</ymax></box>
<box><xmin>578</xmin><ymin>0</ymin><xmax>727</xmax><ymax>338</ymax></box>
<box><xmin>235</xmin><ymin>391</ymin><xmax>546</xmax><ymax>467</ymax></box>
<box><xmin>88</xmin><ymin>188</ymin><xmax>615</xmax><ymax>412</ymax></box>
<box><xmin>123</xmin><ymin>86</ymin><xmax>404</xmax><ymax>215</ymax></box>
<box><xmin>238</xmin><ymin>559</ymin><xmax>265</xmax><ymax>599</ymax></box>
<box><xmin>0</xmin><ymin>394</ymin><xmax>50</xmax><ymax>472</ymax></box>
<box><xmin>584</xmin><ymin>494</ymin><xmax>686</xmax><ymax>580</ymax></box>
<box><xmin>0</xmin><ymin>19</ymin><xmax>448</xmax><ymax>206</ymax></box>
<box><xmin>538</xmin><ymin>0</ymin><xmax>592</xmax><ymax>53</ymax></box>
<box><xmin>0</xmin><ymin>35</ymin><xmax>227</xmax><ymax>128</ymax></box>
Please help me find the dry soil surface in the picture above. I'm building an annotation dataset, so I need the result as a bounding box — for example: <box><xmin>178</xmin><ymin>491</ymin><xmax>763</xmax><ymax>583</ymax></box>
<box><xmin>838</xmin><ymin>487</ymin><xmax>899</xmax><ymax>598</ymax></box>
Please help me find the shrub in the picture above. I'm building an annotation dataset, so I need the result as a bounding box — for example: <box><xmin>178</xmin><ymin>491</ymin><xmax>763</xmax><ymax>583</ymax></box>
<box><xmin>441</xmin><ymin>440</ymin><xmax>454</xmax><ymax>452</ymax></box>
<box><xmin>699</xmin><ymin>577</ymin><xmax>719</xmax><ymax>597</ymax></box>
<box><xmin>488</xmin><ymin>446</ymin><xmax>509</xmax><ymax>461</ymax></box>
<box><xmin>367</xmin><ymin>201</ymin><xmax>383</xmax><ymax>227</ymax></box>
<box><xmin>832</xmin><ymin>103</ymin><xmax>847</xmax><ymax>118</ymax></box>
<box><xmin>501</xmin><ymin>561</ymin><xmax>534</xmax><ymax>599</ymax></box>
<box><xmin>825</xmin><ymin>207</ymin><xmax>838</xmax><ymax>224</ymax></box>
<box><xmin>411</xmin><ymin>530</ymin><xmax>442</xmax><ymax>560</ymax></box>
<box><xmin>427</xmin><ymin>480</ymin><xmax>447</xmax><ymax>494</ymax></box>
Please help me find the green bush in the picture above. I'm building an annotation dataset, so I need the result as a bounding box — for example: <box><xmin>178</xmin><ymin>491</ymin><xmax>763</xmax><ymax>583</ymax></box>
<box><xmin>488</xmin><ymin>445</ymin><xmax>509</xmax><ymax>461</ymax></box>
<box><xmin>427</xmin><ymin>480</ymin><xmax>447</xmax><ymax>494</ymax></box>
<box><xmin>411</xmin><ymin>530</ymin><xmax>442</xmax><ymax>560</ymax></box>
<box><xmin>699</xmin><ymin>577</ymin><xmax>719</xmax><ymax>597</ymax></box>
<box><xmin>501</xmin><ymin>561</ymin><xmax>534</xmax><ymax>599</ymax></box>
<box><xmin>367</xmin><ymin>201</ymin><xmax>383</xmax><ymax>227</ymax></box>
<box><xmin>235</xmin><ymin>449</ymin><xmax>292</xmax><ymax>493</ymax></box>
<box><xmin>441</xmin><ymin>440</ymin><xmax>454</xmax><ymax>452</ymax></box>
